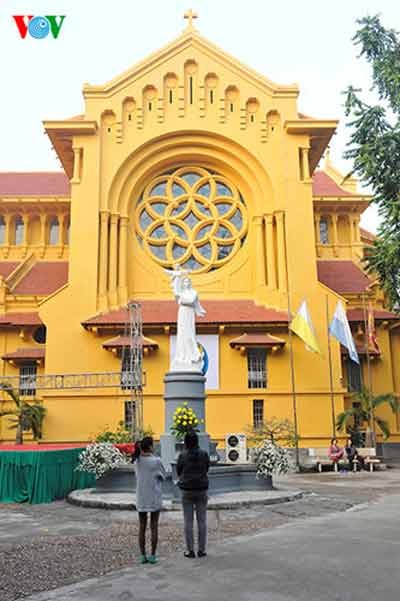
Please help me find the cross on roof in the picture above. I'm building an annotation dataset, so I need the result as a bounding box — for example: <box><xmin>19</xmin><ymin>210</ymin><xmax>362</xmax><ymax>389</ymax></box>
<box><xmin>184</xmin><ymin>9</ymin><xmax>198</xmax><ymax>30</ymax></box>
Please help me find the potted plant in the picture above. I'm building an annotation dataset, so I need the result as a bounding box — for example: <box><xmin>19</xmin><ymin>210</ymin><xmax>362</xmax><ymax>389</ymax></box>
<box><xmin>76</xmin><ymin>442</ymin><xmax>129</xmax><ymax>479</ymax></box>
<box><xmin>254</xmin><ymin>439</ymin><xmax>291</xmax><ymax>487</ymax></box>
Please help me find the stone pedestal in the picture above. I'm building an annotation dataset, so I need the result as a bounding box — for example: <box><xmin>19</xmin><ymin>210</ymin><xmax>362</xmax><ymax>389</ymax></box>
<box><xmin>160</xmin><ymin>370</ymin><xmax>210</xmax><ymax>469</ymax></box>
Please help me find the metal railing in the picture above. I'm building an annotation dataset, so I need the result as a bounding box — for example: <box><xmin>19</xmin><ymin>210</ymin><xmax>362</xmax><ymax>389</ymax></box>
<box><xmin>0</xmin><ymin>371</ymin><xmax>145</xmax><ymax>391</ymax></box>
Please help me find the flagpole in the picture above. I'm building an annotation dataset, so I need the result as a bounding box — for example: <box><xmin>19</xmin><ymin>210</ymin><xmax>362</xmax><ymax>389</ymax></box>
<box><xmin>326</xmin><ymin>295</ymin><xmax>336</xmax><ymax>437</ymax></box>
<box><xmin>362</xmin><ymin>293</ymin><xmax>375</xmax><ymax>446</ymax></box>
<box><xmin>282</xmin><ymin>213</ymin><xmax>300</xmax><ymax>471</ymax></box>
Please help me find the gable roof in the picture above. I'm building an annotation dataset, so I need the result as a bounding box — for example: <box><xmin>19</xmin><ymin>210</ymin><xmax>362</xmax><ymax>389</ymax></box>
<box><xmin>360</xmin><ymin>227</ymin><xmax>375</xmax><ymax>243</ymax></box>
<box><xmin>0</xmin><ymin>170</ymin><xmax>351</xmax><ymax>199</ymax></box>
<box><xmin>317</xmin><ymin>260</ymin><xmax>371</xmax><ymax>294</ymax></box>
<box><xmin>0</xmin><ymin>262</ymin><xmax>20</xmax><ymax>279</ymax></box>
<box><xmin>312</xmin><ymin>171</ymin><xmax>354</xmax><ymax>197</ymax></box>
<box><xmin>0</xmin><ymin>172</ymin><xmax>70</xmax><ymax>196</ymax></box>
<box><xmin>83</xmin><ymin>28</ymin><xmax>299</xmax><ymax>99</ymax></box>
<box><xmin>12</xmin><ymin>262</ymin><xmax>69</xmax><ymax>295</ymax></box>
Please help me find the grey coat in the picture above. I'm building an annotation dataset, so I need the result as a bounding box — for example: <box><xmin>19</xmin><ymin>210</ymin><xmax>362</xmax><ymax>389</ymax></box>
<box><xmin>135</xmin><ymin>455</ymin><xmax>166</xmax><ymax>512</ymax></box>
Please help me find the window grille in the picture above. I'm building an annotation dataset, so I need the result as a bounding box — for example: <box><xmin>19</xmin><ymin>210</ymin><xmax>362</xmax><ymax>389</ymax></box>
<box><xmin>253</xmin><ymin>399</ymin><xmax>264</xmax><ymax>429</ymax></box>
<box><xmin>346</xmin><ymin>359</ymin><xmax>362</xmax><ymax>393</ymax></box>
<box><xmin>124</xmin><ymin>400</ymin><xmax>136</xmax><ymax>432</ymax></box>
<box><xmin>120</xmin><ymin>349</ymin><xmax>136</xmax><ymax>390</ymax></box>
<box><xmin>19</xmin><ymin>363</ymin><xmax>37</xmax><ymax>397</ymax></box>
<box><xmin>247</xmin><ymin>349</ymin><xmax>267</xmax><ymax>389</ymax></box>
<box><xmin>319</xmin><ymin>218</ymin><xmax>329</xmax><ymax>245</ymax></box>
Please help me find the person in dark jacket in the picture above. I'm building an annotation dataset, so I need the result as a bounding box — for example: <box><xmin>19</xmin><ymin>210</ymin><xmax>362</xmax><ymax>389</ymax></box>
<box><xmin>177</xmin><ymin>430</ymin><xmax>210</xmax><ymax>558</ymax></box>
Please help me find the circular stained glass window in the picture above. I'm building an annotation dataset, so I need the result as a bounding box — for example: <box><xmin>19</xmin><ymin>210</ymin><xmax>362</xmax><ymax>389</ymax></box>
<box><xmin>135</xmin><ymin>167</ymin><xmax>248</xmax><ymax>273</ymax></box>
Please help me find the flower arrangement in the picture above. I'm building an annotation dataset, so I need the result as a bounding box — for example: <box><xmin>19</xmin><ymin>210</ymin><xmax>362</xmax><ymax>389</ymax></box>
<box><xmin>76</xmin><ymin>442</ymin><xmax>129</xmax><ymax>479</ymax></box>
<box><xmin>254</xmin><ymin>440</ymin><xmax>290</xmax><ymax>479</ymax></box>
<box><xmin>170</xmin><ymin>402</ymin><xmax>203</xmax><ymax>440</ymax></box>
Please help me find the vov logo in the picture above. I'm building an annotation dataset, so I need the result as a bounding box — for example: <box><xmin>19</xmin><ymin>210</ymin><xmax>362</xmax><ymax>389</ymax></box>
<box><xmin>13</xmin><ymin>15</ymin><xmax>66</xmax><ymax>39</ymax></box>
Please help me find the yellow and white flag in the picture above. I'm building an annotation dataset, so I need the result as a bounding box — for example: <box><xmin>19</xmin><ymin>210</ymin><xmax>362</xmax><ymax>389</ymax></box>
<box><xmin>290</xmin><ymin>300</ymin><xmax>321</xmax><ymax>354</ymax></box>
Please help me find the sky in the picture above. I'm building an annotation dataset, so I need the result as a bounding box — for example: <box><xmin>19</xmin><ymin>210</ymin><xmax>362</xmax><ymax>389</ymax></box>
<box><xmin>1</xmin><ymin>0</ymin><xmax>399</xmax><ymax>232</ymax></box>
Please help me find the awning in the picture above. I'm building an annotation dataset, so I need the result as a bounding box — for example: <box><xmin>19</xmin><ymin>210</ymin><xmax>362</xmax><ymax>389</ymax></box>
<box><xmin>1</xmin><ymin>347</ymin><xmax>45</xmax><ymax>363</ymax></box>
<box><xmin>229</xmin><ymin>333</ymin><xmax>285</xmax><ymax>351</ymax></box>
<box><xmin>102</xmin><ymin>335</ymin><xmax>158</xmax><ymax>351</ymax></box>
<box><xmin>341</xmin><ymin>343</ymin><xmax>380</xmax><ymax>359</ymax></box>
<box><xmin>0</xmin><ymin>313</ymin><xmax>43</xmax><ymax>327</ymax></box>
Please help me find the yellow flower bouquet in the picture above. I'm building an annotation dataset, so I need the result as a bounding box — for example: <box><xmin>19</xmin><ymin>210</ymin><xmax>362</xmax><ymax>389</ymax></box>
<box><xmin>170</xmin><ymin>402</ymin><xmax>203</xmax><ymax>440</ymax></box>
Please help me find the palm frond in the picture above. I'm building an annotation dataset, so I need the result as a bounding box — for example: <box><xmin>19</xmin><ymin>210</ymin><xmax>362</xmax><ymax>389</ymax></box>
<box><xmin>373</xmin><ymin>393</ymin><xmax>400</xmax><ymax>414</ymax></box>
<box><xmin>374</xmin><ymin>416</ymin><xmax>390</xmax><ymax>439</ymax></box>
<box><xmin>336</xmin><ymin>409</ymin><xmax>358</xmax><ymax>431</ymax></box>
<box><xmin>0</xmin><ymin>383</ymin><xmax>20</xmax><ymax>406</ymax></box>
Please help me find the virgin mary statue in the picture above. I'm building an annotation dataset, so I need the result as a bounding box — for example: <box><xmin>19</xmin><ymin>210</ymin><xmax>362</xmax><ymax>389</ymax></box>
<box><xmin>165</xmin><ymin>265</ymin><xmax>206</xmax><ymax>372</ymax></box>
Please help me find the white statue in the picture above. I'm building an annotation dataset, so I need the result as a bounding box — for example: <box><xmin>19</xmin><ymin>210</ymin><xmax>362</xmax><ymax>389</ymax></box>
<box><xmin>165</xmin><ymin>264</ymin><xmax>206</xmax><ymax>372</ymax></box>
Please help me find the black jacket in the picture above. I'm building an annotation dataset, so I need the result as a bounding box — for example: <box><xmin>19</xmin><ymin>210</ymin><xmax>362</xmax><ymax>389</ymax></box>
<box><xmin>176</xmin><ymin>448</ymin><xmax>210</xmax><ymax>491</ymax></box>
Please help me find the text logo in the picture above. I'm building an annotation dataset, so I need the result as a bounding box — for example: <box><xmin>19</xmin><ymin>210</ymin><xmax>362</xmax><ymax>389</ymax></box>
<box><xmin>13</xmin><ymin>16</ymin><xmax>66</xmax><ymax>39</ymax></box>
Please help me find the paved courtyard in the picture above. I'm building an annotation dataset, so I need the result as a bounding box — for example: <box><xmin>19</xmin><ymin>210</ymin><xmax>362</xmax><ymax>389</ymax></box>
<box><xmin>1</xmin><ymin>470</ymin><xmax>400</xmax><ymax>600</ymax></box>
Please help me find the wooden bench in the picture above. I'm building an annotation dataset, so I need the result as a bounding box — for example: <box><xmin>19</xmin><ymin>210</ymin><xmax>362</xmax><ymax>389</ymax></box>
<box><xmin>308</xmin><ymin>448</ymin><xmax>348</xmax><ymax>472</ymax></box>
<box><xmin>353</xmin><ymin>447</ymin><xmax>381</xmax><ymax>472</ymax></box>
<box><xmin>309</xmin><ymin>447</ymin><xmax>381</xmax><ymax>472</ymax></box>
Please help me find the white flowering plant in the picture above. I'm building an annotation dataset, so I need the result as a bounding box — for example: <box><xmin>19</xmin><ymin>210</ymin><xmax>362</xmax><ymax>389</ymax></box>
<box><xmin>254</xmin><ymin>440</ymin><xmax>290</xmax><ymax>479</ymax></box>
<box><xmin>76</xmin><ymin>442</ymin><xmax>129</xmax><ymax>479</ymax></box>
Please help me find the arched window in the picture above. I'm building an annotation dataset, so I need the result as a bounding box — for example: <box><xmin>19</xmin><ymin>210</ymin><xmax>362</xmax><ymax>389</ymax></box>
<box><xmin>319</xmin><ymin>218</ymin><xmax>329</xmax><ymax>245</ymax></box>
<box><xmin>0</xmin><ymin>217</ymin><xmax>5</xmax><ymax>245</ymax></box>
<box><xmin>49</xmin><ymin>217</ymin><xmax>59</xmax><ymax>245</ymax></box>
<box><xmin>15</xmin><ymin>216</ymin><xmax>24</xmax><ymax>246</ymax></box>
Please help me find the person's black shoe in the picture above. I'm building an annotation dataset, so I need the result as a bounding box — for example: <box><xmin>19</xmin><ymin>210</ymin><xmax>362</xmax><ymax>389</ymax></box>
<box><xmin>184</xmin><ymin>551</ymin><xmax>195</xmax><ymax>558</ymax></box>
<box><xmin>197</xmin><ymin>551</ymin><xmax>207</xmax><ymax>558</ymax></box>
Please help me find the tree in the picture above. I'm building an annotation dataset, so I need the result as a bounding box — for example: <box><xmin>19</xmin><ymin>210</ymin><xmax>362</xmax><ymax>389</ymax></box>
<box><xmin>336</xmin><ymin>387</ymin><xmax>399</xmax><ymax>441</ymax></box>
<box><xmin>344</xmin><ymin>15</ymin><xmax>400</xmax><ymax>309</ymax></box>
<box><xmin>0</xmin><ymin>383</ymin><xmax>46</xmax><ymax>444</ymax></box>
<box><xmin>247</xmin><ymin>417</ymin><xmax>298</xmax><ymax>447</ymax></box>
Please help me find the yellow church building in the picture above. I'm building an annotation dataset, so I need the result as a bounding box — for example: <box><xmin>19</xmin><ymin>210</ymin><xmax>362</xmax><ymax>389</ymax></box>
<box><xmin>1</xmin><ymin>14</ymin><xmax>399</xmax><ymax>453</ymax></box>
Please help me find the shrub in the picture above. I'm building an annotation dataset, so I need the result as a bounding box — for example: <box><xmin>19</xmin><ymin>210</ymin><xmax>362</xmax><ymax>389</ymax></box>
<box><xmin>76</xmin><ymin>442</ymin><xmax>129</xmax><ymax>479</ymax></box>
<box><xmin>254</xmin><ymin>440</ymin><xmax>290</xmax><ymax>479</ymax></box>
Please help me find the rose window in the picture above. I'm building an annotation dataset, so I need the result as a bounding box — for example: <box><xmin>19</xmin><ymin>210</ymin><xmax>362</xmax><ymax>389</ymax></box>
<box><xmin>135</xmin><ymin>167</ymin><xmax>248</xmax><ymax>273</ymax></box>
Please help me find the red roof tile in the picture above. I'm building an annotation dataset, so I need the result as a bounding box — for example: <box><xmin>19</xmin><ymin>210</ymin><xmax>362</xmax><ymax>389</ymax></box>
<box><xmin>312</xmin><ymin>171</ymin><xmax>354</xmax><ymax>197</ymax></box>
<box><xmin>360</xmin><ymin>227</ymin><xmax>375</xmax><ymax>243</ymax></box>
<box><xmin>341</xmin><ymin>342</ymin><xmax>381</xmax><ymax>357</ymax></box>
<box><xmin>317</xmin><ymin>261</ymin><xmax>371</xmax><ymax>294</ymax></box>
<box><xmin>0</xmin><ymin>262</ymin><xmax>20</xmax><ymax>279</ymax></box>
<box><xmin>102</xmin><ymin>335</ymin><xmax>159</xmax><ymax>349</ymax></box>
<box><xmin>2</xmin><ymin>347</ymin><xmax>45</xmax><ymax>361</ymax></box>
<box><xmin>347</xmin><ymin>308</ymin><xmax>399</xmax><ymax>322</ymax></box>
<box><xmin>229</xmin><ymin>333</ymin><xmax>285</xmax><ymax>348</ymax></box>
<box><xmin>0</xmin><ymin>170</ymin><xmax>355</xmax><ymax>199</ymax></box>
<box><xmin>0</xmin><ymin>313</ymin><xmax>42</xmax><ymax>327</ymax></box>
<box><xmin>0</xmin><ymin>172</ymin><xmax>70</xmax><ymax>196</ymax></box>
<box><xmin>83</xmin><ymin>300</ymin><xmax>289</xmax><ymax>327</ymax></box>
<box><xmin>13</xmin><ymin>262</ymin><xmax>68</xmax><ymax>295</ymax></box>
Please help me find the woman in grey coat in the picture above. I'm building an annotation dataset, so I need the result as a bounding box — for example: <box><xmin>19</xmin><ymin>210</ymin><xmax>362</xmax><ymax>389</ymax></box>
<box><xmin>133</xmin><ymin>437</ymin><xmax>166</xmax><ymax>564</ymax></box>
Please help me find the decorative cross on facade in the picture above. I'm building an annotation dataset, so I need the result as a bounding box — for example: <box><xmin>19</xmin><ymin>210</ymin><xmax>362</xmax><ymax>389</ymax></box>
<box><xmin>184</xmin><ymin>9</ymin><xmax>198</xmax><ymax>30</ymax></box>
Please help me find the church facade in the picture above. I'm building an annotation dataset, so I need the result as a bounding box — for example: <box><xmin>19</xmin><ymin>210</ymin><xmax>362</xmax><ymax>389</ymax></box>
<box><xmin>1</xmin><ymin>19</ymin><xmax>399</xmax><ymax>450</ymax></box>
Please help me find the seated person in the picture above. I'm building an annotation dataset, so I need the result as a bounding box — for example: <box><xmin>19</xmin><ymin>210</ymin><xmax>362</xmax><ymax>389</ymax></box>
<box><xmin>328</xmin><ymin>438</ymin><xmax>344</xmax><ymax>464</ymax></box>
<box><xmin>345</xmin><ymin>437</ymin><xmax>364</xmax><ymax>470</ymax></box>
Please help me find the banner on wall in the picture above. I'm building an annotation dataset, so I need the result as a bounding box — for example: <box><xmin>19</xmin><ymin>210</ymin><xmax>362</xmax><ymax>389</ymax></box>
<box><xmin>169</xmin><ymin>334</ymin><xmax>219</xmax><ymax>390</ymax></box>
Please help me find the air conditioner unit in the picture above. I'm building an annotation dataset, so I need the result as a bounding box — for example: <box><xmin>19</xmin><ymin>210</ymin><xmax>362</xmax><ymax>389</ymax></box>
<box><xmin>225</xmin><ymin>433</ymin><xmax>248</xmax><ymax>464</ymax></box>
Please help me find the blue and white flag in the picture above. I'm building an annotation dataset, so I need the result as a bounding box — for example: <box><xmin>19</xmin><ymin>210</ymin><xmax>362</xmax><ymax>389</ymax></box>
<box><xmin>329</xmin><ymin>301</ymin><xmax>359</xmax><ymax>364</ymax></box>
